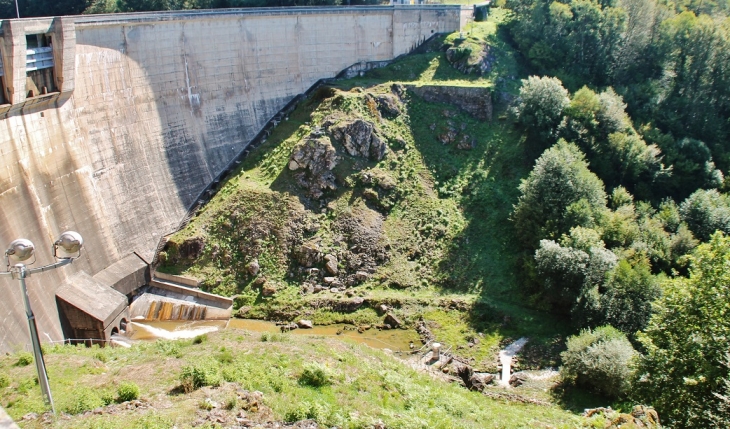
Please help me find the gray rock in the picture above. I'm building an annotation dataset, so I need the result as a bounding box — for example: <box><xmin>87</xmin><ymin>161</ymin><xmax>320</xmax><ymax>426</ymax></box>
<box><xmin>246</xmin><ymin>259</ymin><xmax>260</xmax><ymax>276</ymax></box>
<box><xmin>469</xmin><ymin>373</ymin><xmax>495</xmax><ymax>391</ymax></box>
<box><xmin>384</xmin><ymin>313</ymin><xmax>402</xmax><ymax>328</ymax></box>
<box><xmin>325</xmin><ymin>259</ymin><xmax>339</xmax><ymax>275</ymax></box>
<box><xmin>297</xmin><ymin>319</ymin><xmax>314</xmax><ymax>329</ymax></box>
<box><xmin>328</xmin><ymin>118</ymin><xmax>387</xmax><ymax>161</ymax></box>
<box><xmin>350</xmin><ymin>297</ymin><xmax>365</xmax><ymax>309</ymax></box>
<box><xmin>354</xmin><ymin>271</ymin><xmax>369</xmax><ymax>281</ymax></box>
<box><xmin>509</xmin><ymin>372</ymin><xmax>528</xmax><ymax>387</ymax></box>
<box><xmin>323</xmin><ymin>276</ymin><xmax>337</xmax><ymax>285</ymax></box>
<box><xmin>296</xmin><ymin>242</ymin><xmax>321</xmax><ymax>268</ymax></box>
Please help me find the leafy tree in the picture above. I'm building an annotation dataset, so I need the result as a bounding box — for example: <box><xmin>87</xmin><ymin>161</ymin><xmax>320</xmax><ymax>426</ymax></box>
<box><xmin>596</xmin><ymin>258</ymin><xmax>660</xmax><ymax>335</ymax></box>
<box><xmin>513</xmin><ymin>140</ymin><xmax>607</xmax><ymax>247</ymax></box>
<box><xmin>635</xmin><ymin>233</ymin><xmax>730</xmax><ymax>428</ymax></box>
<box><xmin>561</xmin><ymin>325</ymin><xmax>637</xmax><ymax>398</ymax></box>
<box><xmin>515</xmin><ymin>76</ymin><xmax>570</xmax><ymax>146</ymax></box>
<box><xmin>679</xmin><ymin>189</ymin><xmax>730</xmax><ymax>241</ymax></box>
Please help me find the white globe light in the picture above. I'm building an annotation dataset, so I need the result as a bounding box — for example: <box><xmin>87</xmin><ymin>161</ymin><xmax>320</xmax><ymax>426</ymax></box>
<box><xmin>55</xmin><ymin>231</ymin><xmax>83</xmax><ymax>255</ymax></box>
<box><xmin>6</xmin><ymin>238</ymin><xmax>35</xmax><ymax>261</ymax></box>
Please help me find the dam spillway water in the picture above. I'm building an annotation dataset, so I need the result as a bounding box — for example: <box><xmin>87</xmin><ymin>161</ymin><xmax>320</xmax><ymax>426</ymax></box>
<box><xmin>0</xmin><ymin>5</ymin><xmax>469</xmax><ymax>352</ymax></box>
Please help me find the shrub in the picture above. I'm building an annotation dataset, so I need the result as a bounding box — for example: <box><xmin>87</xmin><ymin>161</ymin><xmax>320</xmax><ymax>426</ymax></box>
<box><xmin>192</xmin><ymin>334</ymin><xmax>208</xmax><ymax>345</ymax></box>
<box><xmin>561</xmin><ymin>326</ymin><xmax>636</xmax><ymax>398</ymax></box>
<box><xmin>180</xmin><ymin>361</ymin><xmax>221</xmax><ymax>392</ymax></box>
<box><xmin>298</xmin><ymin>363</ymin><xmax>332</xmax><ymax>388</ymax></box>
<box><xmin>116</xmin><ymin>381</ymin><xmax>140</xmax><ymax>402</ymax></box>
<box><xmin>155</xmin><ymin>340</ymin><xmax>182</xmax><ymax>358</ymax></box>
<box><xmin>62</xmin><ymin>387</ymin><xmax>104</xmax><ymax>414</ymax></box>
<box><xmin>15</xmin><ymin>351</ymin><xmax>33</xmax><ymax>367</ymax></box>
<box><xmin>0</xmin><ymin>372</ymin><xmax>9</xmax><ymax>388</ymax></box>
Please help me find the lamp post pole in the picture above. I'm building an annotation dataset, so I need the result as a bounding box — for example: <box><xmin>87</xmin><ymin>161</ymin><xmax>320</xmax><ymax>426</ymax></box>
<box><xmin>0</xmin><ymin>232</ymin><xmax>83</xmax><ymax>415</ymax></box>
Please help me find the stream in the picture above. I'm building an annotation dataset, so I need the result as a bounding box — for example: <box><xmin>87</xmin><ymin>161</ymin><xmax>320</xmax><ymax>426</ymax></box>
<box><xmin>127</xmin><ymin>318</ymin><xmax>420</xmax><ymax>353</ymax></box>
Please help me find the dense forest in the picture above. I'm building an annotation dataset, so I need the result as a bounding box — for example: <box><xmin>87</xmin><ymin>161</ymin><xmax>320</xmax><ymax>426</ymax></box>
<box><xmin>505</xmin><ymin>0</ymin><xmax>730</xmax><ymax>426</ymax></box>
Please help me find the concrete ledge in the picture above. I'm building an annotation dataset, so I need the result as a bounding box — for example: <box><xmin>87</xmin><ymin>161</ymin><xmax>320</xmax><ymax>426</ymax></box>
<box><xmin>150</xmin><ymin>279</ymin><xmax>232</xmax><ymax>307</ymax></box>
<box><xmin>154</xmin><ymin>271</ymin><xmax>201</xmax><ymax>288</ymax></box>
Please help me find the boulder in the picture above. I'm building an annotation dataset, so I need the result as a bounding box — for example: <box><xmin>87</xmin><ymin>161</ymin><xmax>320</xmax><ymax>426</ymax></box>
<box><xmin>452</xmin><ymin>361</ymin><xmax>474</xmax><ymax>387</ymax></box>
<box><xmin>328</xmin><ymin>118</ymin><xmax>387</xmax><ymax>161</ymax></box>
<box><xmin>354</xmin><ymin>271</ymin><xmax>369</xmax><ymax>281</ymax></box>
<box><xmin>469</xmin><ymin>373</ymin><xmax>495</xmax><ymax>391</ymax></box>
<box><xmin>296</xmin><ymin>242</ymin><xmax>321</xmax><ymax>268</ymax></box>
<box><xmin>323</xmin><ymin>276</ymin><xmax>337</xmax><ymax>285</ymax></box>
<box><xmin>350</xmin><ymin>297</ymin><xmax>365</xmax><ymax>309</ymax></box>
<box><xmin>246</xmin><ymin>259</ymin><xmax>260</xmax><ymax>276</ymax></box>
<box><xmin>509</xmin><ymin>372</ymin><xmax>528</xmax><ymax>387</ymax></box>
<box><xmin>262</xmin><ymin>283</ymin><xmax>277</xmax><ymax>297</ymax></box>
<box><xmin>325</xmin><ymin>259</ymin><xmax>339</xmax><ymax>276</ymax></box>
<box><xmin>297</xmin><ymin>320</ymin><xmax>314</xmax><ymax>329</ymax></box>
<box><xmin>374</xmin><ymin>93</ymin><xmax>402</xmax><ymax>118</ymax></box>
<box><xmin>384</xmin><ymin>313</ymin><xmax>402</xmax><ymax>328</ymax></box>
<box><xmin>289</xmin><ymin>136</ymin><xmax>339</xmax><ymax>199</ymax></box>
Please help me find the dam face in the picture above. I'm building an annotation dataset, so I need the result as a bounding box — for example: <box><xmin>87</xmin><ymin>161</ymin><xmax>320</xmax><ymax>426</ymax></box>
<box><xmin>0</xmin><ymin>6</ymin><xmax>468</xmax><ymax>352</ymax></box>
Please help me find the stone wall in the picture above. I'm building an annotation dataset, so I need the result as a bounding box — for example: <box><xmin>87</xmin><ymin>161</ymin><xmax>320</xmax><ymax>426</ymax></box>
<box><xmin>0</xmin><ymin>6</ymin><xmax>466</xmax><ymax>352</ymax></box>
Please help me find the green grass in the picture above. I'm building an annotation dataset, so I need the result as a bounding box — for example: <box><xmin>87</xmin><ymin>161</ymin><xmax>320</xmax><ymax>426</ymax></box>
<box><xmin>0</xmin><ymin>330</ymin><xmax>585</xmax><ymax>428</ymax></box>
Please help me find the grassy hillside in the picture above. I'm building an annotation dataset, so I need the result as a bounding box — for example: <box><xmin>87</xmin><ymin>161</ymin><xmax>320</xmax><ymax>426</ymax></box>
<box><xmin>0</xmin><ymin>331</ymin><xmax>584</xmax><ymax>428</ymax></box>
<box><xmin>158</xmin><ymin>10</ymin><xmax>570</xmax><ymax>372</ymax></box>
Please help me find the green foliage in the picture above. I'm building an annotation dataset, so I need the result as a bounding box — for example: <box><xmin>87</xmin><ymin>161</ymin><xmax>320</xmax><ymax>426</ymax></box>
<box><xmin>0</xmin><ymin>372</ymin><xmax>9</xmax><ymax>388</ymax></box>
<box><xmin>298</xmin><ymin>363</ymin><xmax>332</xmax><ymax>388</ymax></box>
<box><xmin>15</xmin><ymin>352</ymin><xmax>33</xmax><ymax>367</ymax></box>
<box><xmin>561</xmin><ymin>326</ymin><xmax>637</xmax><ymax>398</ymax></box>
<box><xmin>180</xmin><ymin>361</ymin><xmax>222</xmax><ymax>392</ymax></box>
<box><xmin>116</xmin><ymin>382</ymin><xmax>140</xmax><ymax>402</ymax></box>
<box><xmin>515</xmin><ymin>75</ymin><xmax>570</xmax><ymax>144</ymax></box>
<box><xmin>192</xmin><ymin>334</ymin><xmax>208</xmax><ymax>345</ymax></box>
<box><xmin>513</xmin><ymin>140</ymin><xmax>607</xmax><ymax>247</ymax></box>
<box><xmin>155</xmin><ymin>340</ymin><xmax>182</xmax><ymax>358</ymax></box>
<box><xmin>679</xmin><ymin>189</ymin><xmax>730</xmax><ymax>241</ymax></box>
<box><xmin>635</xmin><ymin>233</ymin><xmax>730</xmax><ymax>428</ymax></box>
<box><xmin>62</xmin><ymin>387</ymin><xmax>104</xmax><ymax>414</ymax></box>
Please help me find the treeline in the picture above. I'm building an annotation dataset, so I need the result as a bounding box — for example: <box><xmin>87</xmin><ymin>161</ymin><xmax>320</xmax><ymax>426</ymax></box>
<box><xmin>0</xmin><ymin>0</ymin><xmax>379</xmax><ymax>19</ymax></box>
<box><xmin>504</xmin><ymin>1</ymin><xmax>730</xmax><ymax>426</ymax></box>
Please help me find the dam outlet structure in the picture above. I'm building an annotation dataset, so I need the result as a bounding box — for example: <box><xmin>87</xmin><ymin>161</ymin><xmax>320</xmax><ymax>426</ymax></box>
<box><xmin>0</xmin><ymin>5</ymin><xmax>471</xmax><ymax>352</ymax></box>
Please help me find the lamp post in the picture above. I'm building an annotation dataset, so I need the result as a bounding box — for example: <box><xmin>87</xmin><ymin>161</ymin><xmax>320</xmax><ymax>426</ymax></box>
<box><xmin>0</xmin><ymin>231</ymin><xmax>84</xmax><ymax>414</ymax></box>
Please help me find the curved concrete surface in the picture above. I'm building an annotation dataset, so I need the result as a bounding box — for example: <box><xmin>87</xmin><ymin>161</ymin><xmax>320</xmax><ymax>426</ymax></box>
<box><xmin>0</xmin><ymin>6</ymin><xmax>467</xmax><ymax>352</ymax></box>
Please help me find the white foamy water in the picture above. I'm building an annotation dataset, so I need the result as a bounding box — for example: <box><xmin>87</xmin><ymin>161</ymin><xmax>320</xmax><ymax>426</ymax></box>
<box><xmin>499</xmin><ymin>337</ymin><xmax>529</xmax><ymax>387</ymax></box>
<box><xmin>130</xmin><ymin>322</ymin><xmax>219</xmax><ymax>340</ymax></box>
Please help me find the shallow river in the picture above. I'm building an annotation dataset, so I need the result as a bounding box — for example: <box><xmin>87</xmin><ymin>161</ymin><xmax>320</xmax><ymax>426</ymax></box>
<box><xmin>129</xmin><ymin>319</ymin><xmax>420</xmax><ymax>353</ymax></box>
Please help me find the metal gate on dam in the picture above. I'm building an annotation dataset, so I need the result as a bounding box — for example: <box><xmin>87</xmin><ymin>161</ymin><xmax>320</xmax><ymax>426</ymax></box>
<box><xmin>0</xmin><ymin>5</ymin><xmax>470</xmax><ymax>352</ymax></box>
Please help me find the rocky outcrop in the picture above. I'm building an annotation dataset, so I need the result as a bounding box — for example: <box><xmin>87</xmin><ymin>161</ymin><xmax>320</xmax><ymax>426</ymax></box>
<box><xmin>408</xmin><ymin>85</ymin><xmax>492</xmax><ymax>121</ymax></box>
<box><xmin>326</xmin><ymin>118</ymin><xmax>387</xmax><ymax>161</ymax></box>
<box><xmin>289</xmin><ymin>136</ymin><xmax>338</xmax><ymax>199</ymax></box>
<box><xmin>583</xmin><ymin>406</ymin><xmax>660</xmax><ymax>429</ymax></box>
<box><xmin>296</xmin><ymin>242</ymin><xmax>322</xmax><ymax>268</ymax></box>
<box><xmin>444</xmin><ymin>41</ymin><xmax>496</xmax><ymax>75</ymax></box>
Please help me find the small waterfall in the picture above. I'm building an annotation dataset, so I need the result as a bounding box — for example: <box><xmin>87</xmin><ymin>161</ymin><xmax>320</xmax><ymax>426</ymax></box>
<box><xmin>130</xmin><ymin>322</ymin><xmax>218</xmax><ymax>340</ymax></box>
<box><xmin>145</xmin><ymin>300</ymin><xmax>207</xmax><ymax>321</ymax></box>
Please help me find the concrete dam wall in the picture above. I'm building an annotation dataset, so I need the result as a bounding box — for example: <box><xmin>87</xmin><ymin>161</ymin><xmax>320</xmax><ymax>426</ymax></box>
<box><xmin>0</xmin><ymin>6</ymin><xmax>467</xmax><ymax>352</ymax></box>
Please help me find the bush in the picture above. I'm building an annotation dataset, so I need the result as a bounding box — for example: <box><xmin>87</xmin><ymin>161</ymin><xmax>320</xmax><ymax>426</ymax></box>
<box><xmin>180</xmin><ymin>361</ymin><xmax>221</xmax><ymax>392</ymax></box>
<box><xmin>15</xmin><ymin>351</ymin><xmax>33</xmax><ymax>367</ymax></box>
<box><xmin>298</xmin><ymin>363</ymin><xmax>332</xmax><ymax>388</ymax></box>
<box><xmin>155</xmin><ymin>340</ymin><xmax>182</xmax><ymax>358</ymax></box>
<box><xmin>561</xmin><ymin>326</ymin><xmax>636</xmax><ymax>398</ymax></box>
<box><xmin>0</xmin><ymin>372</ymin><xmax>9</xmax><ymax>388</ymax></box>
<box><xmin>62</xmin><ymin>387</ymin><xmax>104</xmax><ymax>414</ymax></box>
<box><xmin>192</xmin><ymin>334</ymin><xmax>208</xmax><ymax>345</ymax></box>
<box><xmin>116</xmin><ymin>381</ymin><xmax>140</xmax><ymax>402</ymax></box>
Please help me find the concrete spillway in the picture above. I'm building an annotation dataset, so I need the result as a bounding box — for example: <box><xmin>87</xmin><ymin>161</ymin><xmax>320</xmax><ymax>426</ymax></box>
<box><xmin>0</xmin><ymin>6</ymin><xmax>468</xmax><ymax>352</ymax></box>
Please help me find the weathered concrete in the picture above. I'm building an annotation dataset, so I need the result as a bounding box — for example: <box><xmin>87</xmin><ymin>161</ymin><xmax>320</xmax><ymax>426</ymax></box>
<box><xmin>56</xmin><ymin>271</ymin><xmax>130</xmax><ymax>343</ymax></box>
<box><xmin>0</xmin><ymin>406</ymin><xmax>20</xmax><ymax>429</ymax></box>
<box><xmin>0</xmin><ymin>6</ymin><xmax>466</xmax><ymax>352</ymax></box>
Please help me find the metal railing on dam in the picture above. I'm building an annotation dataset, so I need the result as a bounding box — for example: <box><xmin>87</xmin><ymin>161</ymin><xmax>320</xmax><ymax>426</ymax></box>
<box><xmin>0</xmin><ymin>5</ymin><xmax>470</xmax><ymax>353</ymax></box>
